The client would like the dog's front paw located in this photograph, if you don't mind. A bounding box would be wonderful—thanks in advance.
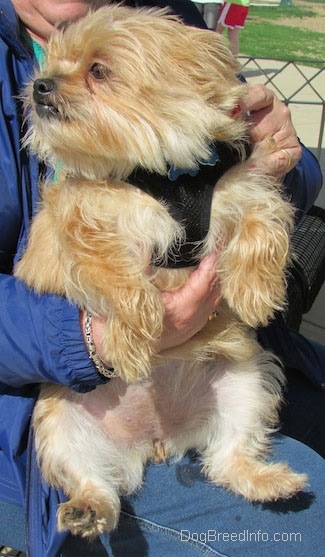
[104,306,163,383]
[57,496,120,538]
[220,213,291,327]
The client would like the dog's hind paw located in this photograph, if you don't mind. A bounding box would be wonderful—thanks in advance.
[57,497,119,537]
[209,458,308,503]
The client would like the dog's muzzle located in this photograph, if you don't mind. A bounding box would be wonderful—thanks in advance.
[33,78,60,118]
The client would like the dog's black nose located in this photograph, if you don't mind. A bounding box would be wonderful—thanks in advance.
[33,78,56,102]
[33,78,60,118]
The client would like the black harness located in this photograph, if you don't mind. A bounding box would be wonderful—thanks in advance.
[127,142,245,268]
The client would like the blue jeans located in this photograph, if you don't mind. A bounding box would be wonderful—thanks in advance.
[1,436,324,556]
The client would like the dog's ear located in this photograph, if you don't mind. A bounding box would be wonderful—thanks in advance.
[176,26,243,99]
[165,24,247,143]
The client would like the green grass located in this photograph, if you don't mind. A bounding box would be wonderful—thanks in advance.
[249,5,316,20]
[239,5,325,65]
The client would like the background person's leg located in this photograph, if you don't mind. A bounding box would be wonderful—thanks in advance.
[228,27,240,56]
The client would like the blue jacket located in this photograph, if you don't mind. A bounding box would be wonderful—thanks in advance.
[0,0,323,555]
[0,1,108,554]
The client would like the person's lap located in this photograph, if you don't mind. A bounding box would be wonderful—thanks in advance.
[103,436,324,556]
[0,499,25,551]
[1,437,324,556]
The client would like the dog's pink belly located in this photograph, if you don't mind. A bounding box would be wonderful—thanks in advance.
[75,369,216,447]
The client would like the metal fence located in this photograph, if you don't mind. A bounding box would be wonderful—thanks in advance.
[238,57,325,161]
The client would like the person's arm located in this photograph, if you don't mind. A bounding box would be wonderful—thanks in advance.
[88,252,221,359]
[0,254,221,389]
[0,273,108,391]
[91,85,323,361]
[284,145,322,216]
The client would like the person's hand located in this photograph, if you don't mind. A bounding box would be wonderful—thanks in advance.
[159,252,221,351]
[240,84,302,178]
[82,252,221,365]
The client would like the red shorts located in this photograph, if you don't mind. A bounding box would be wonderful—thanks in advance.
[217,3,249,29]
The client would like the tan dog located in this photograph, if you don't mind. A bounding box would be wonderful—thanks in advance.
[16,5,306,538]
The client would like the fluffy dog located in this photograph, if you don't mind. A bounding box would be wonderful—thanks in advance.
[16,5,307,538]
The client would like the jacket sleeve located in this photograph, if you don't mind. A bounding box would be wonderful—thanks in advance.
[284,143,323,218]
[0,273,107,391]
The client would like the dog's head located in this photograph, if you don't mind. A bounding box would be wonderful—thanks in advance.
[25,5,247,179]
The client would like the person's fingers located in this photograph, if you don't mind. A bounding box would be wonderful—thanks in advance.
[250,132,302,177]
[159,253,221,351]
[240,84,275,115]
[181,252,219,302]
[248,102,292,143]
[241,85,302,176]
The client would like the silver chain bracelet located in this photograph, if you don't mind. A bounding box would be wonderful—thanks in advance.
[84,311,118,378]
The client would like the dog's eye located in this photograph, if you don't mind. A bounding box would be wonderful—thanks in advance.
[89,63,109,80]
